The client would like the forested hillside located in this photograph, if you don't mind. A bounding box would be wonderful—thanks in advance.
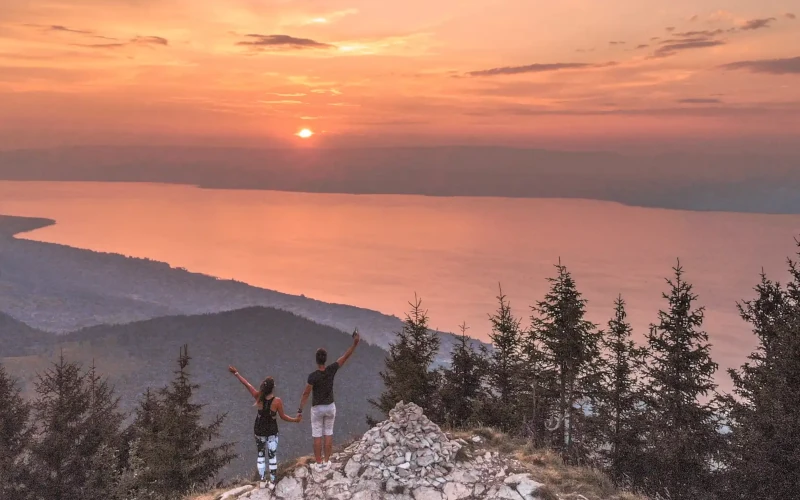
[1,306,387,480]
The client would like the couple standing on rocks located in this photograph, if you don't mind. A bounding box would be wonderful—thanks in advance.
[228,329,362,489]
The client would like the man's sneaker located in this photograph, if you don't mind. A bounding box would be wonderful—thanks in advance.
[313,462,326,473]
[323,461,332,470]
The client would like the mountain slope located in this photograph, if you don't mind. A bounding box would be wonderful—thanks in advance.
[1,306,388,480]
[0,311,55,357]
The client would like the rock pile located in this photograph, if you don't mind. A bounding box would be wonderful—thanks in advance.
[220,401,548,500]
[342,401,461,487]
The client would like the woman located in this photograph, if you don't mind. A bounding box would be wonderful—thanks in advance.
[229,366,302,489]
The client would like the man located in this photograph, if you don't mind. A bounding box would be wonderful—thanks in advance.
[298,329,360,470]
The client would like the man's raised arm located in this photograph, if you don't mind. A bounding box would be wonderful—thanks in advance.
[337,331,361,368]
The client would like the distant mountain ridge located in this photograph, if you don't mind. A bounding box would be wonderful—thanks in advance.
[2,145,800,213]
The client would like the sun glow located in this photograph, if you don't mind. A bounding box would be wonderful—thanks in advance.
[296,128,314,138]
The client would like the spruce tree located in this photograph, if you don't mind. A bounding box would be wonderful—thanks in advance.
[0,364,34,500]
[530,261,601,461]
[483,286,525,432]
[722,265,800,499]
[29,353,125,500]
[439,323,486,428]
[591,296,648,487]
[370,296,441,419]
[126,345,235,499]
[642,261,722,499]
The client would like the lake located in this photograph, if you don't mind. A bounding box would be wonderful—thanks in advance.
[2,180,800,385]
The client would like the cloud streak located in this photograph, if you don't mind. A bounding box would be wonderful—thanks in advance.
[720,56,800,74]
[467,62,609,77]
[652,39,725,59]
[740,18,777,30]
[237,34,334,50]
[678,98,723,104]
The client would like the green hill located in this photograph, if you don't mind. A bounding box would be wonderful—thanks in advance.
[0,306,387,480]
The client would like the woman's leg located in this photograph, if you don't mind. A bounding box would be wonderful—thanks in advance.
[267,436,279,483]
[255,436,267,482]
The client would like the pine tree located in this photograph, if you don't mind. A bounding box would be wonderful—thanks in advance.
[126,345,235,499]
[0,364,34,500]
[530,261,601,461]
[439,323,486,428]
[483,286,525,432]
[370,296,442,419]
[29,353,125,500]
[591,296,648,487]
[642,261,722,499]
[722,264,800,499]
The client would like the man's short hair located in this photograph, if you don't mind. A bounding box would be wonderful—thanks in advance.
[316,348,327,366]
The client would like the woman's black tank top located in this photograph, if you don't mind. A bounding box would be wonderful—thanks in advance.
[254,397,279,437]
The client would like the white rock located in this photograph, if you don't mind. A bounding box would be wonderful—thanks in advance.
[274,476,303,500]
[442,481,471,500]
[496,485,524,500]
[412,486,444,500]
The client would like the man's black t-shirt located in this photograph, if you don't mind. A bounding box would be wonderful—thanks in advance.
[308,362,340,406]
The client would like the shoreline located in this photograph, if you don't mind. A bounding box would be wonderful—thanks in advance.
[0,213,471,361]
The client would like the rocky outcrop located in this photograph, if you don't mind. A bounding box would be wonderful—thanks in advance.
[218,402,546,500]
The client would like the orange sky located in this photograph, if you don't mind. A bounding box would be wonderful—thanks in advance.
[1,0,799,149]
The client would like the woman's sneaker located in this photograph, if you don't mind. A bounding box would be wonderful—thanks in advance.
[323,461,332,470]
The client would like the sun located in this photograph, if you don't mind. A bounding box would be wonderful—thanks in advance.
[296,128,314,139]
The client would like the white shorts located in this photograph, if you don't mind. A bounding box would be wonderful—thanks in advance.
[310,403,336,438]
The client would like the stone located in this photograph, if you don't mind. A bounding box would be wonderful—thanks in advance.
[352,489,382,500]
[274,477,302,500]
[412,486,444,500]
[345,458,362,478]
[442,481,471,500]
[496,485,524,500]
[294,466,308,479]
[219,485,254,499]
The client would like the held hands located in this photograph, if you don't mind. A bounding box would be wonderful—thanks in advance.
[228,365,238,375]
[352,329,361,346]
[296,413,303,423]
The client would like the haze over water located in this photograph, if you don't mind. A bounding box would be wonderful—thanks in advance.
[3,180,800,389]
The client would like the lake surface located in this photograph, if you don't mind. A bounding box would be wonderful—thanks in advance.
[3,181,800,386]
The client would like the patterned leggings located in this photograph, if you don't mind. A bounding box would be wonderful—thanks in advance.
[255,435,279,483]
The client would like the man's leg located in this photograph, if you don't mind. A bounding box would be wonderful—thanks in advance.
[313,438,323,464]
[311,406,324,464]
[323,404,336,463]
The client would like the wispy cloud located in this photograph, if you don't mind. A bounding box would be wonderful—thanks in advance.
[786,13,797,20]
[301,9,359,25]
[652,39,725,59]
[132,36,168,46]
[72,36,169,49]
[678,98,723,104]
[237,34,335,50]
[673,29,725,38]
[609,41,626,46]
[721,56,800,74]
[740,18,776,30]
[258,100,304,104]
[467,62,602,77]
[636,44,649,49]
